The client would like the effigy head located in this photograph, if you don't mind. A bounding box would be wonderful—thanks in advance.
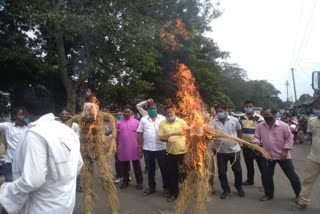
[82,102,98,122]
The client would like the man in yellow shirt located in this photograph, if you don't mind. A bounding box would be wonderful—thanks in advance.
[158,104,188,202]
[239,100,264,185]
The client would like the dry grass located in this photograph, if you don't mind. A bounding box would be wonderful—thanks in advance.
[205,127,270,159]
[68,111,119,214]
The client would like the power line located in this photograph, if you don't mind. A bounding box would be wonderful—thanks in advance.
[292,0,318,68]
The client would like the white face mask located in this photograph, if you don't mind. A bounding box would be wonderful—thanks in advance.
[166,116,175,122]
[217,112,225,119]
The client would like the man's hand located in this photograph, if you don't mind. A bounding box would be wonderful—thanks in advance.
[280,150,288,160]
[147,98,154,103]
[138,147,143,158]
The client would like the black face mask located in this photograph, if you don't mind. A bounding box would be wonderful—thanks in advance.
[264,116,274,123]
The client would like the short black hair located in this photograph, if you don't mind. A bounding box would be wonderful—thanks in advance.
[12,106,26,115]
[262,108,278,115]
[163,104,176,111]
[215,103,227,110]
[60,108,71,114]
[24,85,54,116]
[122,104,132,111]
[312,98,320,105]
[244,100,255,105]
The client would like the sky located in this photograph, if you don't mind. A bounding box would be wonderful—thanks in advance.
[207,0,320,101]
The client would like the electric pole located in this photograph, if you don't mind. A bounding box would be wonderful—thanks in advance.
[291,68,297,102]
[285,80,289,109]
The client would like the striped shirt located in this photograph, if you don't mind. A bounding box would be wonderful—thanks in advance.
[239,112,264,142]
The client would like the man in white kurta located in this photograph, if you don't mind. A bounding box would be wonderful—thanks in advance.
[0,113,83,214]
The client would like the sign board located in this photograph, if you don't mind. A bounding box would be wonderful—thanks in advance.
[312,71,320,90]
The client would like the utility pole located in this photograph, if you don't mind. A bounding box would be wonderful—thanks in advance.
[285,80,289,109]
[291,68,297,102]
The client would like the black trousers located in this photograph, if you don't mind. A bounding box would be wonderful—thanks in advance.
[243,147,263,184]
[120,160,143,185]
[114,152,122,179]
[261,159,301,198]
[166,153,184,197]
[217,152,243,193]
[144,149,168,190]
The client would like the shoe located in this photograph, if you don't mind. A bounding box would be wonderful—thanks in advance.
[136,184,143,190]
[220,191,231,199]
[114,178,121,184]
[242,181,254,185]
[238,189,245,197]
[260,195,273,201]
[167,195,177,202]
[120,183,128,189]
[129,176,132,181]
[143,188,156,196]
[289,203,306,211]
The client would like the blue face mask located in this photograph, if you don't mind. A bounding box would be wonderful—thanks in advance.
[217,112,225,119]
[166,116,175,122]
[244,107,253,113]
[23,117,30,124]
[313,109,320,116]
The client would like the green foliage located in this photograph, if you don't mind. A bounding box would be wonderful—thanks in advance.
[220,63,286,110]
[0,0,286,113]
[296,93,313,104]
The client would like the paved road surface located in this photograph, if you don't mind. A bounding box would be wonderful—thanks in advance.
[74,143,320,214]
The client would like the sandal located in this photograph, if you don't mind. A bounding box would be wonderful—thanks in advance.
[143,189,156,195]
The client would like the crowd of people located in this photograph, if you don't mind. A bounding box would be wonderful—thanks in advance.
[0,85,319,213]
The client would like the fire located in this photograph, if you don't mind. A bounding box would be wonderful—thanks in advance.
[160,18,189,51]
[82,96,100,135]
[174,63,208,176]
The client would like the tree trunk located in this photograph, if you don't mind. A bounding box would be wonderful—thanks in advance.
[65,86,77,114]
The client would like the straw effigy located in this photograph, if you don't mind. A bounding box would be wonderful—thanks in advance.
[67,107,119,214]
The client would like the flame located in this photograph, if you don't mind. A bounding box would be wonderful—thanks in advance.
[174,63,208,176]
[160,18,189,51]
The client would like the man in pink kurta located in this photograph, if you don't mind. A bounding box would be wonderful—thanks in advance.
[253,108,301,201]
[117,105,143,190]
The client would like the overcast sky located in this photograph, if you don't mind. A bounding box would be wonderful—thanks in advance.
[207,0,320,101]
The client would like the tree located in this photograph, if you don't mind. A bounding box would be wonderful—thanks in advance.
[0,2,48,108]
[4,0,163,113]
[296,94,313,104]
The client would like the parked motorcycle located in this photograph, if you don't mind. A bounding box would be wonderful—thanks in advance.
[288,116,300,142]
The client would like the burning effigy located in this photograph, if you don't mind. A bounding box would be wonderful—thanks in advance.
[160,19,270,214]
[67,95,119,214]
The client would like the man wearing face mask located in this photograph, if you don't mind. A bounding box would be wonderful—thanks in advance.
[239,100,264,186]
[290,99,320,210]
[137,101,168,196]
[158,104,188,202]
[136,99,158,174]
[208,104,244,200]
[253,108,301,201]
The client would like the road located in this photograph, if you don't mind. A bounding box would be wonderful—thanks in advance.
[74,143,320,214]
